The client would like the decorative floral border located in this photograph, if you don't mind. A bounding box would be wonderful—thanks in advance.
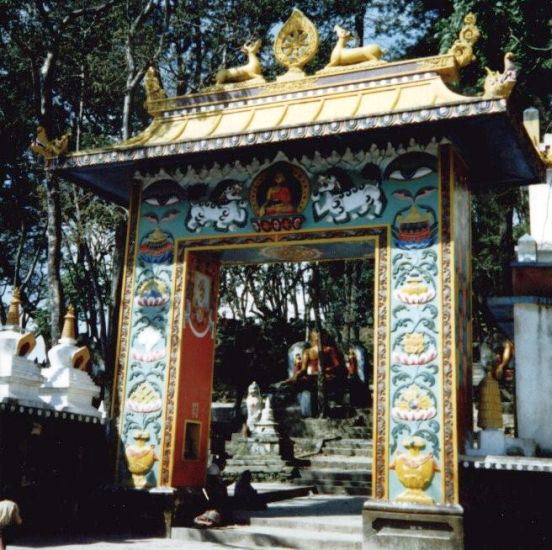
[374,230,389,499]
[113,182,141,421]
[439,145,456,504]
[160,244,186,485]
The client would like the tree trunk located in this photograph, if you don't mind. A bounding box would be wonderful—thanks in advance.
[311,263,327,418]
[45,173,64,343]
[192,12,203,89]
[122,88,133,141]
[104,215,127,410]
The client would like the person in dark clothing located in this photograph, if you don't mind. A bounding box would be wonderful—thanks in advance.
[233,470,266,511]
[193,464,231,527]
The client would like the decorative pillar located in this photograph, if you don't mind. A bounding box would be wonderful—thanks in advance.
[364,144,471,549]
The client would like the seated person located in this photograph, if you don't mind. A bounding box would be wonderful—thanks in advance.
[194,463,230,528]
[233,470,266,511]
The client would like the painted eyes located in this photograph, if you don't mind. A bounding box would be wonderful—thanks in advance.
[144,195,180,206]
[388,166,433,181]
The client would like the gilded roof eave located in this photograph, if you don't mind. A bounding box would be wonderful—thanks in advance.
[123,72,472,147]
[56,64,492,168]
[143,53,461,117]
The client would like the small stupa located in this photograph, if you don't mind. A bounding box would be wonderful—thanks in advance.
[249,397,293,458]
[40,306,101,417]
[0,288,44,406]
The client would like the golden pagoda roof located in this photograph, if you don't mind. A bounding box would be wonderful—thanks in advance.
[49,11,544,202]
[57,57,509,168]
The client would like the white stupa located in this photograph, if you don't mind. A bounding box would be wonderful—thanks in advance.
[0,288,44,406]
[40,306,101,417]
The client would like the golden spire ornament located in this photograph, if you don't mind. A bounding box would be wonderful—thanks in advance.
[61,305,77,341]
[6,288,22,327]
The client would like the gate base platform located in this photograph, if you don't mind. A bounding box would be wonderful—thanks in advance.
[362,499,463,550]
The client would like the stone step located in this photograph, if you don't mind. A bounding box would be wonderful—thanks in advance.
[290,477,371,496]
[223,467,296,479]
[225,456,296,466]
[322,447,371,457]
[234,514,360,535]
[326,438,373,447]
[234,509,360,535]
[295,468,372,483]
[173,495,365,549]
[308,483,371,496]
[228,482,315,503]
[308,456,372,470]
[172,524,361,550]
[342,427,372,437]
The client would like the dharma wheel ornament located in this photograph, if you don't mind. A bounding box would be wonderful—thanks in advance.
[274,9,319,81]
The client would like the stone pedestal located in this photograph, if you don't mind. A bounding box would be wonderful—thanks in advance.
[477,429,506,455]
[40,366,100,417]
[224,397,295,479]
[0,355,44,407]
[363,499,463,550]
[465,430,536,458]
[149,487,177,538]
[40,307,100,418]
[0,291,44,408]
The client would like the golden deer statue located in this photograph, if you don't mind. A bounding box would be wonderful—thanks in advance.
[325,25,383,69]
[215,39,265,85]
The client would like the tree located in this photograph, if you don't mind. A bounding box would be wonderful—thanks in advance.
[434,0,551,338]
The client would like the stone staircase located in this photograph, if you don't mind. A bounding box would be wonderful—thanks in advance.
[222,430,299,480]
[291,414,373,496]
[219,406,373,495]
[172,494,364,549]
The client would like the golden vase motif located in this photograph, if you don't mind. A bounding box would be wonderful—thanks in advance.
[125,431,158,489]
[390,436,440,504]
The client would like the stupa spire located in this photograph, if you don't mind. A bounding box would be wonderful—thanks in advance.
[6,288,21,327]
[61,305,76,341]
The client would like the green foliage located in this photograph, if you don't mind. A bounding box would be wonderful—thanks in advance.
[214,315,305,393]
[435,0,552,127]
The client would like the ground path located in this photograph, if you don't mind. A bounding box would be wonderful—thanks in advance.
[13,537,251,549]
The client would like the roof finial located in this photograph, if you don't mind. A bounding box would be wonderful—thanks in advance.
[274,9,319,82]
[6,288,22,327]
[61,305,77,341]
[447,13,480,69]
[144,66,167,114]
[30,126,70,159]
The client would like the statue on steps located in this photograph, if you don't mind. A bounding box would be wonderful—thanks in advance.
[282,329,344,417]
[478,339,513,430]
[245,381,263,434]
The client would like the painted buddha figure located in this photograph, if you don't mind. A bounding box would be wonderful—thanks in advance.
[259,172,295,216]
[291,329,341,382]
[285,329,343,417]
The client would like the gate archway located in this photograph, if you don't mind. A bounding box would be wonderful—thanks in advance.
[48,9,543,546]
